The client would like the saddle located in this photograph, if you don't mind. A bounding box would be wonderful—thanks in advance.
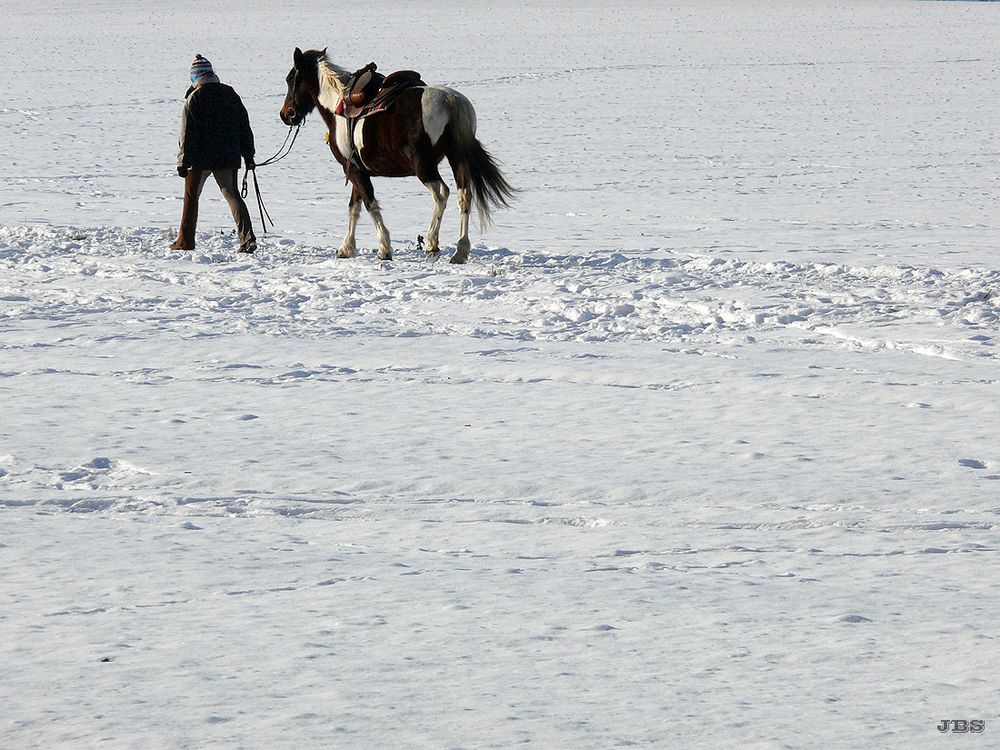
[335,62,425,119]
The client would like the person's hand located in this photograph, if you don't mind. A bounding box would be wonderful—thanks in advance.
[245,157,255,170]
[177,166,188,178]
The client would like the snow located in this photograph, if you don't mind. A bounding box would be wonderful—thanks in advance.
[2,1,1000,748]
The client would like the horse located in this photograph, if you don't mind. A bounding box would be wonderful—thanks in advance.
[280,47,515,263]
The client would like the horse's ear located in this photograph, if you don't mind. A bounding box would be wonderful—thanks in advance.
[293,47,304,68]
[319,47,327,59]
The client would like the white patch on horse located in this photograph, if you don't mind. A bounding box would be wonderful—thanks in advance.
[354,117,368,163]
[334,116,351,159]
[421,87,453,147]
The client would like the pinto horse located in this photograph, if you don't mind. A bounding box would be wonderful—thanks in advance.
[280,48,514,263]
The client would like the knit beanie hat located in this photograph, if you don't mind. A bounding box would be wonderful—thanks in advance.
[190,54,214,82]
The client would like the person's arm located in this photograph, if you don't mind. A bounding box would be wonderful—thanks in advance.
[177,100,193,175]
[238,98,255,169]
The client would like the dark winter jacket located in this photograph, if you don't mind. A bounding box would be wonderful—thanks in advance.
[177,77,255,171]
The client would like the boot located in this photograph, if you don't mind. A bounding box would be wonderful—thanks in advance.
[171,169,203,249]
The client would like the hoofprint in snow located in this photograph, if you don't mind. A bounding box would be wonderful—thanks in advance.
[2,225,999,748]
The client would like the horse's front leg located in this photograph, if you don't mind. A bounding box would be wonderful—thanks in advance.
[356,172,392,261]
[338,186,362,258]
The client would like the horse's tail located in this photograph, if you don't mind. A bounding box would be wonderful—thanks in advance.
[446,93,517,229]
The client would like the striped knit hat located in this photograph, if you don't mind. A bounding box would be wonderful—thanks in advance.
[190,54,214,82]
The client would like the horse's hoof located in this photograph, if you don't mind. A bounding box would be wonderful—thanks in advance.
[378,251,393,261]
[452,238,471,264]
[337,248,355,259]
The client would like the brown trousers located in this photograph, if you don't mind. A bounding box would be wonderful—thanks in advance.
[173,168,255,250]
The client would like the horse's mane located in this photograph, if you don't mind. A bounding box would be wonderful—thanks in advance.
[315,52,351,112]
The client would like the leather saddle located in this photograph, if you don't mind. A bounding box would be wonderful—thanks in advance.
[336,62,425,119]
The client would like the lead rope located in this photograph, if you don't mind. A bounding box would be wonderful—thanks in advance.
[241,124,301,234]
[245,169,274,233]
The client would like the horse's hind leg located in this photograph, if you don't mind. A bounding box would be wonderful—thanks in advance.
[417,161,449,258]
[356,172,392,260]
[448,159,472,264]
[423,181,450,257]
[338,186,362,258]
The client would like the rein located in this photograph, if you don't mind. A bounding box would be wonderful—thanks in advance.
[241,124,301,234]
[256,123,301,168]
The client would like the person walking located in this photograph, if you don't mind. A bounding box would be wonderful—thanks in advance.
[172,54,257,253]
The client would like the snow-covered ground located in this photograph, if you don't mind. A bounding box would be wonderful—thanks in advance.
[2,2,1000,748]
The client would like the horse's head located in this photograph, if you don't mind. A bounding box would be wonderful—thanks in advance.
[280,47,325,126]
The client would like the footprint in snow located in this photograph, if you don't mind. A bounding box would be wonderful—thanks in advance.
[837,614,872,624]
[55,456,153,489]
[958,458,988,470]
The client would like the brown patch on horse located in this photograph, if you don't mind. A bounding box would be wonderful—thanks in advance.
[355,90,446,178]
